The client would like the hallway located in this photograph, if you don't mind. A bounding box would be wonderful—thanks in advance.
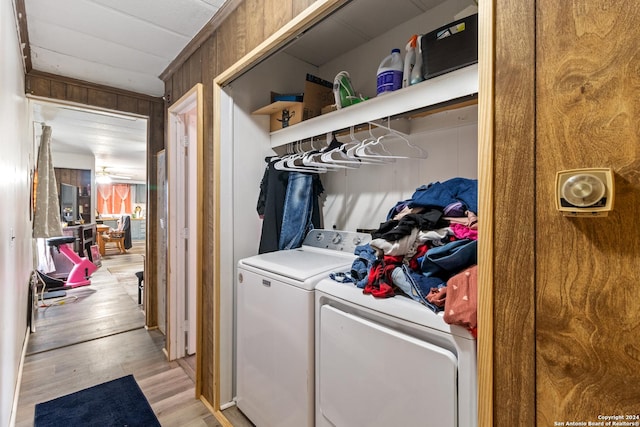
[15,242,218,426]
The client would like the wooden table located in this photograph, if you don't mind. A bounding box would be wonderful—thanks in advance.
[96,224,109,256]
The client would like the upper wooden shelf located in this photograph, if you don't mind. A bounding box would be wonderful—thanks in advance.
[269,64,479,148]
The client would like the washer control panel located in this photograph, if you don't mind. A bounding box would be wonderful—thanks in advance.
[303,229,372,252]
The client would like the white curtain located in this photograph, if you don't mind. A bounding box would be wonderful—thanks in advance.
[32,125,62,239]
[98,184,111,215]
[33,125,62,273]
[114,185,130,214]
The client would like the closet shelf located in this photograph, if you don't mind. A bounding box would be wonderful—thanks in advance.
[269,63,478,148]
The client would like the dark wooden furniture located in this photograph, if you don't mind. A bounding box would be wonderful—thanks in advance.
[62,223,96,259]
[54,167,92,223]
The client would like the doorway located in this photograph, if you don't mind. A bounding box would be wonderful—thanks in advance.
[27,96,150,348]
[166,84,203,362]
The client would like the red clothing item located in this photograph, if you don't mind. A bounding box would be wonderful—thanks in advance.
[408,244,428,271]
[364,256,403,298]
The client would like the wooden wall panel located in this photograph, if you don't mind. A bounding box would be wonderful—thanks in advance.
[263,0,293,39]
[491,0,537,425]
[137,99,151,116]
[28,75,51,97]
[536,0,640,422]
[117,95,139,114]
[245,0,265,51]
[50,80,66,99]
[293,0,317,17]
[188,54,203,89]
[199,35,217,402]
[144,99,166,329]
[66,85,88,104]
[171,69,185,105]
[216,4,248,73]
[87,89,118,110]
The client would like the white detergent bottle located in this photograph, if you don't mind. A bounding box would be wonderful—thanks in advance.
[376,48,403,96]
[403,35,418,88]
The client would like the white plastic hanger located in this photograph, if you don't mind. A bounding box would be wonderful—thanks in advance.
[302,137,345,170]
[318,131,362,168]
[354,120,427,159]
[350,123,396,162]
[274,141,328,173]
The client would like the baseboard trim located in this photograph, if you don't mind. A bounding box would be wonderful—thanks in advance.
[10,326,30,427]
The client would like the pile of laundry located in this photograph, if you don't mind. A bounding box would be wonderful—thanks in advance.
[332,177,479,337]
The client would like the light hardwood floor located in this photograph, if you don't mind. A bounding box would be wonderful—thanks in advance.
[16,241,253,427]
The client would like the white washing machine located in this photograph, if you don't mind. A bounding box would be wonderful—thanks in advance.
[236,229,371,427]
[315,278,477,427]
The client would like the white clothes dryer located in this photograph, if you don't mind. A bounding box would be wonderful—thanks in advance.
[236,230,371,427]
[315,278,477,427]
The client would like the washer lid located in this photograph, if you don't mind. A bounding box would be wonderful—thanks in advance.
[239,249,353,281]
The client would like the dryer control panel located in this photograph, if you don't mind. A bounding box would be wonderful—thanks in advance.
[302,229,372,252]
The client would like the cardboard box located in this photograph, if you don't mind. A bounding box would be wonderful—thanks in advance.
[253,74,334,132]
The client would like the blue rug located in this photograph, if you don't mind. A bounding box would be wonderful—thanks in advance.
[34,374,161,426]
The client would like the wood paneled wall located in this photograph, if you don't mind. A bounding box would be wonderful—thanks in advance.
[162,0,316,407]
[489,0,536,424]
[25,70,165,330]
[535,0,640,422]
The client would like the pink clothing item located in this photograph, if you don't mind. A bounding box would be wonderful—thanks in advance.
[426,286,447,308]
[443,265,477,331]
[451,223,478,240]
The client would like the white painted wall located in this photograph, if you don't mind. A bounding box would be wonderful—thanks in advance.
[0,1,33,425]
[321,106,478,232]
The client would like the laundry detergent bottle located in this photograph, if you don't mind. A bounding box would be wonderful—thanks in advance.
[410,36,424,85]
[403,36,418,88]
[376,48,403,96]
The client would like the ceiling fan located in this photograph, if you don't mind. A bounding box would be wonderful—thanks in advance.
[96,167,131,184]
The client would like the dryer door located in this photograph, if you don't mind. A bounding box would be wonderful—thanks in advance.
[318,304,458,427]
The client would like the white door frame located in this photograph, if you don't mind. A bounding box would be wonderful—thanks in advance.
[167,84,203,362]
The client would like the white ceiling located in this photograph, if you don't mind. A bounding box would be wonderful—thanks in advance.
[25,0,228,97]
[23,0,230,183]
[32,99,149,182]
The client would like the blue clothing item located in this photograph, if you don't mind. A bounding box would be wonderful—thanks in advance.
[352,243,378,289]
[419,238,477,279]
[408,177,478,214]
[391,265,445,312]
[329,271,355,283]
[279,173,314,250]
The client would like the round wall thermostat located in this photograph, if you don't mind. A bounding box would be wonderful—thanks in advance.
[561,173,606,207]
[555,168,614,217]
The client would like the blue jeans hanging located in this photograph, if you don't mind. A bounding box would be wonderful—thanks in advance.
[279,172,314,250]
